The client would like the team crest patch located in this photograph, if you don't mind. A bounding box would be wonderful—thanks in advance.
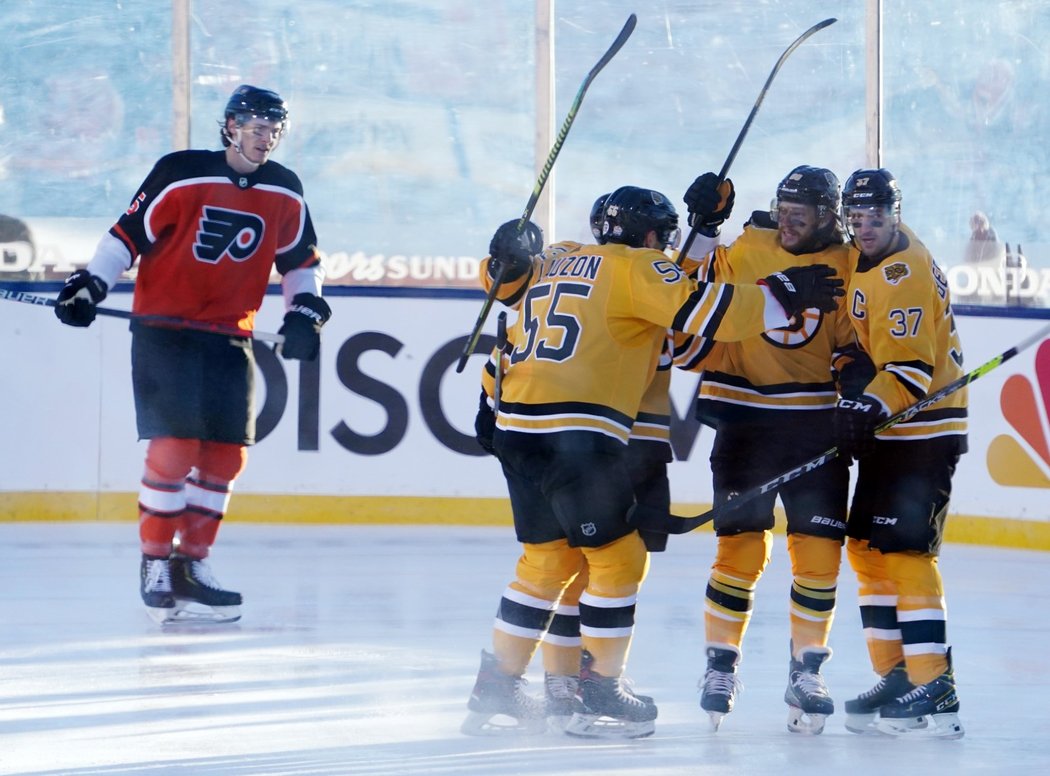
[581,522,597,537]
[193,206,264,263]
[882,262,910,285]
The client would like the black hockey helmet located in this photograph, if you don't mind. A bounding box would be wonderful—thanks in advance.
[221,85,288,147]
[843,168,902,236]
[842,168,901,210]
[602,186,680,250]
[775,165,841,217]
[590,193,610,243]
[225,84,288,125]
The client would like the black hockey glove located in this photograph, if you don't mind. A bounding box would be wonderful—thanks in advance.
[835,349,877,400]
[487,219,543,283]
[474,391,496,455]
[834,394,885,460]
[277,293,332,361]
[760,264,844,319]
[684,172,735,237]
[54,269,108,327]
[624,503,671,552]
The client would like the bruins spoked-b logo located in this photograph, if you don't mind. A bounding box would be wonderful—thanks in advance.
[193,206,264,264]
[762,307,823,348]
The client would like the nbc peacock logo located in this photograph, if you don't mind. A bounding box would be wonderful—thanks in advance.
[987,340,1050,488]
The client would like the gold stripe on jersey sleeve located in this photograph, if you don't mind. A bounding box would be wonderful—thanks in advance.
[677,283,733,338]
[885,362,934,397]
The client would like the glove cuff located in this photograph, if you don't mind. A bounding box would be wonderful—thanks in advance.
[288,293,332,326]
[87,275,109,303]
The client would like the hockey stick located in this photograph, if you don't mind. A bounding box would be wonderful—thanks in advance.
[0,286,284,344]
[493,311,508,416]
[677,17,837,264]
[630,319,1050,535]
[454,13,638,373]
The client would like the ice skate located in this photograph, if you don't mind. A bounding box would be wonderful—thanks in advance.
[698,645,742,732]
[164,554,243,624]
[564,650,657,739]
[461,650,546,736]
[544,673,579,732]
[844,662,913,734]
[875,651,964,739]
[784,646,834,735]
[140,555,176,625]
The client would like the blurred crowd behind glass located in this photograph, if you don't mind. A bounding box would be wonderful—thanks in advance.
[0,0,1046,307]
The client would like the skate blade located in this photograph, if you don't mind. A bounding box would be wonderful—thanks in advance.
[875,712,965,739]
[564,712,655,739]
[844,712,879,735]
[159,604,241,626]
[786,705,828,735]
[460,710,546,737]
[547,714,573,733]
[145,606,176,625]
[704,711,728,732]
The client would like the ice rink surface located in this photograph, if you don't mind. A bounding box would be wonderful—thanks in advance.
[1,521,1048,776]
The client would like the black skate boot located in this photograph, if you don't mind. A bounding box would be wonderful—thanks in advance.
[167,554,242,623]
[565,650,657,739]
[784,646,834,734]
[461,650,546,736]
[544,673,579,732]
[698,645,742,732]
[875,650,964,739]
[140,554,175,624]
[844,662,913,734]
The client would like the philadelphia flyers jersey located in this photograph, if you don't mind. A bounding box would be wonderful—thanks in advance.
[483,240,772,450]
[846,224,967,444]
[689,223,857,422]
[110,150,320,332]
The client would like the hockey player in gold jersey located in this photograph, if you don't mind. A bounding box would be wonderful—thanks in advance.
[835,168,966,739]
[471,194,679,732]
[682,167,870,735]
[462,181,845,739]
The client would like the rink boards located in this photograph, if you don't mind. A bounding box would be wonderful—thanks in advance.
[1,289,1048,549]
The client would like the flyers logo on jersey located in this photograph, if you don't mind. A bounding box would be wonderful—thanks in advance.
[987,339,1050,488]
[193,207,264,264]
[882,262,910,285]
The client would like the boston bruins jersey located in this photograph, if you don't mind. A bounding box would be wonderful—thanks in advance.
[630,335,673,453]
[483,240,771,451]
[689,223,857,424]
[109,150,321,332]
[846,224,967,444]
[481,243,675,456]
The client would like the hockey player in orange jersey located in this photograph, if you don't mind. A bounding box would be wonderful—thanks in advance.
[680,167,871,735]
[835,168,966,739]
[54,85,331,625]
[461,179,845,739]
